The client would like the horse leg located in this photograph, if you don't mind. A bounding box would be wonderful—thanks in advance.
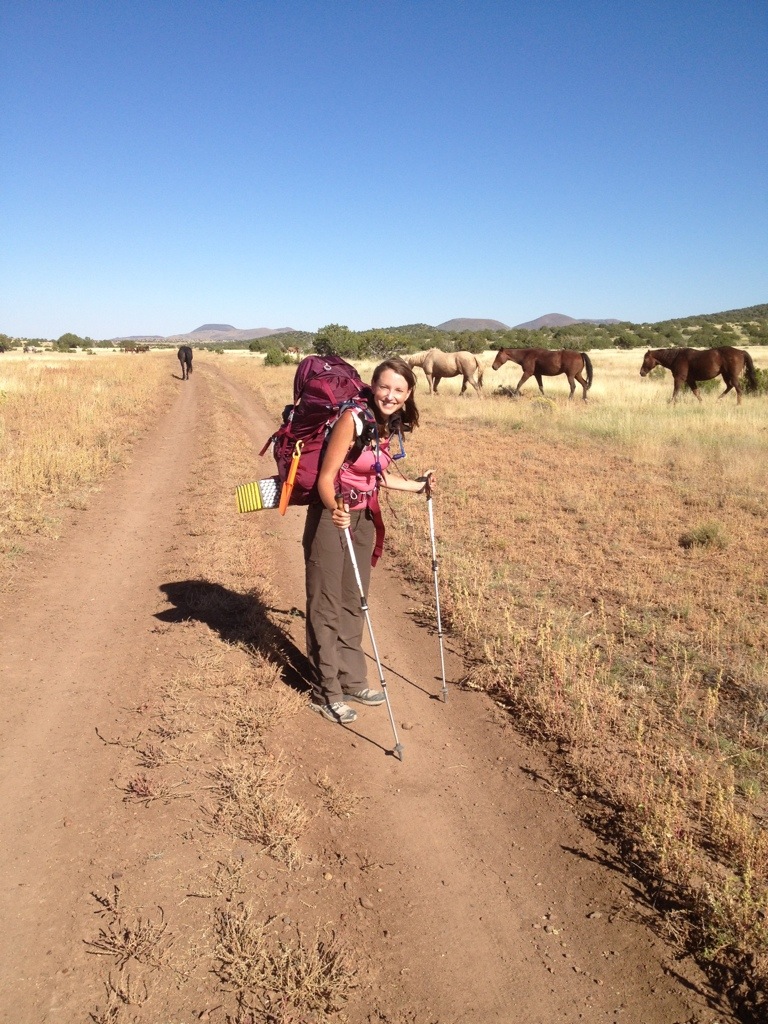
[460,374,468,395]
[432,373,442,395]
[719,374,738,403]
[566,373,576,400]
[575,371,589,401]
[686,377,702,403]
[515,370,533,395]
[534,372,544,396]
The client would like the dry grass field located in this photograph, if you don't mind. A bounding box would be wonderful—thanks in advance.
[0,351,174,557]
[226,347,768,1000]
[2,345,767,1017]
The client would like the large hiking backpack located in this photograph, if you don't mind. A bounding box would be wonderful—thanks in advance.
[260,355,374,509]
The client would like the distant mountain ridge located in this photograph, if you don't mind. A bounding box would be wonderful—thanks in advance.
[436,317,510,332]
[512,313,620,330]
[105,305,766,346]
[111,324,296,343]
[435,314,619,332]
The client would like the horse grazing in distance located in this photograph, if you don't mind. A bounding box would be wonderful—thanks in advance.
[639,346,757,405]
[177,345,193,380]
[405,348,484,395]
[492,348,594,401]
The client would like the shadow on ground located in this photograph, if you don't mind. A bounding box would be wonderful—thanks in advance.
[155,578,312,693]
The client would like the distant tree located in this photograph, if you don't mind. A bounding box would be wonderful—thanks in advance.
[455,332,487,354]
[56,332,83,349]
[263,346,288,366]
[357,329,394,359]
[315,324,360,359]
[615,332,644,350]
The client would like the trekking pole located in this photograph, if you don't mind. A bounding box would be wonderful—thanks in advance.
[335,497,404,761]
[425,477,448,702]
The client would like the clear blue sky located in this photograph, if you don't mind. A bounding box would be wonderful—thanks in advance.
[2,0,766,339]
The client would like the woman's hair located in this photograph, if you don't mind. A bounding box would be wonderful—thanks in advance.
[371,356,420,431]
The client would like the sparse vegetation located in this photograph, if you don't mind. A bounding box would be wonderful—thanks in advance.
[678,521,728,549]
[4,340,768,1019]
[225,347,768,1013]
[213,904,357,1022]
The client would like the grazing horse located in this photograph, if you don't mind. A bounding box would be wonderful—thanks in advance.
[405,348,484,395]
[492,348,593,401]
[177,344,193,380]
[639,346,757,404]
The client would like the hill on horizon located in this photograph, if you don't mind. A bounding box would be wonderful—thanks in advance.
[513,313,620,330]
[93,303,766,346]
[436,317,510,332]
[111,324,296,343]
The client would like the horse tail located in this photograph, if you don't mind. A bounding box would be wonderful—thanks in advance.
[582,352,593,390]
[744,351,758,392]
[476,358,484,388]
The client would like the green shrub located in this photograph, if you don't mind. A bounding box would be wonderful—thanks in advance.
[263,346,287,367]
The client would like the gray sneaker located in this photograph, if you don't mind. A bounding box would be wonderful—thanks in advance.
[309,701,357,725]
[345,688,386,706]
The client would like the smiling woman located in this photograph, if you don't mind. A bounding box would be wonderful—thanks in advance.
[303,356,433,726]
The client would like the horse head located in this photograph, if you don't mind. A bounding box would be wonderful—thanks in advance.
[491,349,508,371]
[639,351,657,376]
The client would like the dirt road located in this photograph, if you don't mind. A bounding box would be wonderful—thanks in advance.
[0,358,731,1023]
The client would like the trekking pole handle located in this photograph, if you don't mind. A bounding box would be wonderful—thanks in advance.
[333,493,351,531]
[420,470,435,497]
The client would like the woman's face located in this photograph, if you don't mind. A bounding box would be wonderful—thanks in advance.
[372,368,412,418]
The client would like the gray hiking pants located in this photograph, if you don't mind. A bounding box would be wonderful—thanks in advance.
[303,504,374,705]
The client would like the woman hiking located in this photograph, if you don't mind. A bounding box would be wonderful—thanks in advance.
[304,356,434,725]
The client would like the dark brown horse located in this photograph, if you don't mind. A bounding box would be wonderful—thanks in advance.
[491,348,594,401]
[639,346,757,404]
[177,344,193,380]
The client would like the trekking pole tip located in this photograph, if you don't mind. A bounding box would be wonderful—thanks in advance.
[394,743,405,761]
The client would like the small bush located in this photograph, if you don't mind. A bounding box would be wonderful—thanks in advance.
[679,521,728,549]
[263,346,288,367]
[698,367,768,396]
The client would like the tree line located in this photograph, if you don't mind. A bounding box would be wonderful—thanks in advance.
[3,304,767,358]
[257,309,768,362]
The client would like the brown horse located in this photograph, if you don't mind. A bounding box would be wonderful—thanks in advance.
[405,349,484,395]
[491,348,593,401]
[177,344,193,380]
[639,346,757,404]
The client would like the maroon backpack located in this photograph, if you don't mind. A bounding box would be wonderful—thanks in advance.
[260,355,374,507]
